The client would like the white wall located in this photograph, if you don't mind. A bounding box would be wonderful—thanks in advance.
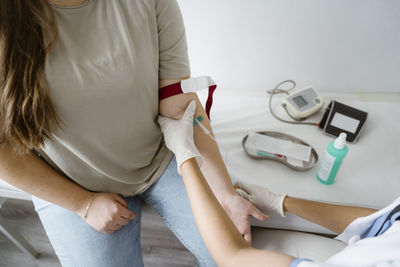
[177,0,400,93]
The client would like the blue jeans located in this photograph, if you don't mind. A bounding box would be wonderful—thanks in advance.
[32,157,216,267]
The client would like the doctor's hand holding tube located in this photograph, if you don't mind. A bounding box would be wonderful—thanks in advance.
[157,100,202,173]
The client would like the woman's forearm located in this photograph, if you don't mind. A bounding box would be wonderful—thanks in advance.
[180,158,293,267]
[0,144,92,217]
[158,87,235,201]
[191,97,235,201]
[180,158,250,263]
[284,196,377,234]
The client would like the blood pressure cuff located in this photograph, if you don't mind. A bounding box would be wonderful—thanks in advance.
[319,101,368,143]
[159,76,217,119]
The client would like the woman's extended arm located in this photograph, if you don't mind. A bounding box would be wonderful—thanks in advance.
[0,143,136,233]
[180,158,294,267]
[158,104,293,266]
[160,78,268,243]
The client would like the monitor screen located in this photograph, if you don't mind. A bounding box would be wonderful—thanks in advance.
[292,95,308,108]
[330,112,360,134]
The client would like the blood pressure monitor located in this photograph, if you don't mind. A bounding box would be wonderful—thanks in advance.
[270,80,368,143]
[319,101,368,143]
[281,87,324,120]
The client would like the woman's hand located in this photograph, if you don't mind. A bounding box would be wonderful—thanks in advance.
[78,193,136,234]
[220,193,269,244]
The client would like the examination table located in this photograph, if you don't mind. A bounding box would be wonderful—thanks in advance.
[203,89,400,261]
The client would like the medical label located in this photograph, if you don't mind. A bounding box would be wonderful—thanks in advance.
[317,151,336,182]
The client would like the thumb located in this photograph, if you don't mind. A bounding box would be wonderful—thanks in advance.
[182,100,197,121]
[157,115,172,131]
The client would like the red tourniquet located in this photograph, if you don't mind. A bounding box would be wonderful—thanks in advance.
[159,82,217,119]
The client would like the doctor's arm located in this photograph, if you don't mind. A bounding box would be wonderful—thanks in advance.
[283,197,377,234]
[236,182,377,234]
[159,78,268,243]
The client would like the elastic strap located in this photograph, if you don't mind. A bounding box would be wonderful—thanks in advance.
[159,77,217,119]
[205,85,217,119]
[159,82,183,100]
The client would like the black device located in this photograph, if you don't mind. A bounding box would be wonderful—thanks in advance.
[319,101,368,143]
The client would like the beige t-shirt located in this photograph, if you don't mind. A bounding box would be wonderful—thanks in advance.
[39,0,190,196]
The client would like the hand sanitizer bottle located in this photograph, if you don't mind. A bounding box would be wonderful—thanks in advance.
[317,133,348,185]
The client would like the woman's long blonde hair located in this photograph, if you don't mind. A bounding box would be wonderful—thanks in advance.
[0,0,60,155]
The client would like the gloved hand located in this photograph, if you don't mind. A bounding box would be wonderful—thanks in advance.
[234,181,287,217]
[158,100,202,174]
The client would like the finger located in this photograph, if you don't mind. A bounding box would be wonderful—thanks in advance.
[102,227,120,234]
[116,216,130,226]
[119,205,137,220]
[157,116,165,126]
[234,181,252,193]
[105,224,122,232]
[157,116,175,135]
[235,187,250,200]
[243,232,252,245]
[157,116,171,129]
[107,222,124,230]
[250,205,269,221]
[113,194,128,208]
[182,100,196,120]
[113,195,136,219]
[233,181,242,188]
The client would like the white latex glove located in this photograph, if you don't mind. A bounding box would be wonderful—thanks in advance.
[158,100,202,174]
[234,181,287,217]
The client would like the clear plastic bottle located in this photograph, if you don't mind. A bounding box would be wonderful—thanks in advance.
[317,133,348,185]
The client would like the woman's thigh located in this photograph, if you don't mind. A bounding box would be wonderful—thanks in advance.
[140,156,216,267]
[33,195,143,267]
